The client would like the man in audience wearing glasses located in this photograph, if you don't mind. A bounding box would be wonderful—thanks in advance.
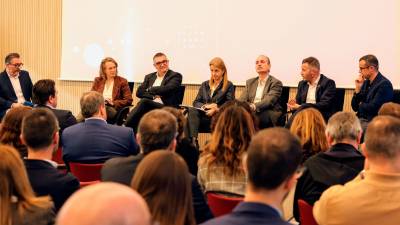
[0,52,33,119]
[124,52,183,132]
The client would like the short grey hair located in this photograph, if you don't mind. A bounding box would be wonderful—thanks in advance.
[80,91,104,118]
[325,112,361,142]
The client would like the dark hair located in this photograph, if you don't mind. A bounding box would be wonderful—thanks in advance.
[302,56,320,70]
[32,79,56,105]
[153,52,167,61]
[131,151,195,225]
[138,109,177,154]
[247,128,302,190]
[359,54,379,70]
[365,116,400,158]
[162,107,185,141]
[21,108,59,149]
[80,91,104,118]
[5,53,20,64]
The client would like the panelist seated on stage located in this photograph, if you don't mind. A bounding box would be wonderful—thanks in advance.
[124,52,182,132]
[186,57,235,143]
[0,52,33,120]
[287,56,336,122]
[91,57,133,124]
[239,55,282,129]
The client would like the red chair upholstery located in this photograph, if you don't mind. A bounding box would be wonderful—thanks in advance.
[69,162,103,182]
[206,192,243,217]
[298,199,318,225]
[52,147,64,165]
[79,180,100,188]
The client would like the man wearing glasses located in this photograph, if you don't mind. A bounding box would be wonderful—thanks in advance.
[125,52,182,132]
[351,54,393,131]
[0,52,33,119]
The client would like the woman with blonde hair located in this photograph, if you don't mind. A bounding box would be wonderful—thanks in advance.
[91,57,133,123]
[131,150,195,225]
[186,57,235,146]
[289,107,329,163]
[0,145,54,225]
[198,100,256,196]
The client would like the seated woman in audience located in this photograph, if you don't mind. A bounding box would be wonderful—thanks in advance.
[289,107,329,163]
[131,150,195,225]
[198,101,256,196]
[186,57,235,145]
[162,107,199,176]
[0,106,32,157]
[0,145,54,225]
[91,57,133,124]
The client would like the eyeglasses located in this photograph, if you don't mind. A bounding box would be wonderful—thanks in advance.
[154,60,168,66]
[8,63,24,68]
[359,66,369,71]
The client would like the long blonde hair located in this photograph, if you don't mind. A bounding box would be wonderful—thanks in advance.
[209,57,229,92]
[0,145,52,225]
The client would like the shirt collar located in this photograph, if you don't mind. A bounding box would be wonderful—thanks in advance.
[308,74,321,87]
[258,75,269,85]
[6,69,19,79]
[85,117,107,123]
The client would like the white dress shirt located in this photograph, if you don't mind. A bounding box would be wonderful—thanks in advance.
[306,75,321,104]
[7,72,26,103]
[254,76,268,103]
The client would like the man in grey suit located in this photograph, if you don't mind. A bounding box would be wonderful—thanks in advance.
[239,55,283,128]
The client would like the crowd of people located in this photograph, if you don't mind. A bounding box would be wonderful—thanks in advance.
[0,51,399,225]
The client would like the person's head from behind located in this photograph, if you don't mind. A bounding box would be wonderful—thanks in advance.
[56,182,151,225]
[205,100,256,175]
[0,106,32,157]
[378,102,400,119]
[325,112,362,146]
[80,91,106,119]
[0,145,51,225]
[209,57,229,91]
[131,151,195,225]
[137,109,177,154]
[21,108,59,154]
[290,108,328,161]
[246,128,302,200]
[32,79,57,107]
[301,57,320,83]
[153,52,169,76]
[99,57,118,80]
[162,107,185,141]
[363,116,400,168]
[5,52,23,76]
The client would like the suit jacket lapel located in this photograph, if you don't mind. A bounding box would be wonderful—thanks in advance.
[261,76,272,100]
[4,72,17,99]
[112,77,119,100]
[148,73,157,87]
[249,78,258,102]
[160,70,171,86]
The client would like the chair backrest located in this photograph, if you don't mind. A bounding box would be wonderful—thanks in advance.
[206,192,243,217]
[298,199,318,225]
[393,89,400,104]
[176,85,186,106]
[332,88,345,113]
[128,82,134,93]
[276,86,290,126]
[52,146,64,165]
[69,162,103,182]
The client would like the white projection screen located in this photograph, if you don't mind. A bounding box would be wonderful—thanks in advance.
[61,0,400,88]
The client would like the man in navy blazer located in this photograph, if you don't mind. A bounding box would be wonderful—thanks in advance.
[201,128,302,225]
[124,52,182,132]
[62,91,139,163]
[287,57,336,122]
[0,53,33,119]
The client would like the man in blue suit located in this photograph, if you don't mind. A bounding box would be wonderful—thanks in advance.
[201,128,302,225]
[62,91,139,163]
[0,53,33,119]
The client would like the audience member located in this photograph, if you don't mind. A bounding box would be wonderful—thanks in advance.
[378,102,400,118]
[132,150,196,225]
[186,57,235,145]
[198,102,256,196]
[0,53,33,120]
[314,116,400,225]
[21,108,79,211]
[289,108,329,163]
[287,56,336,122]
[293,112,364,221]
[0,106,31,157]
[62,91,139,163]
[239,55,282,128]
[0,145,55,225]
[201,128,303,225]
[125,52,182,132]
[91,57,133,124]
[56,182,151,225]
[351,54,393,130]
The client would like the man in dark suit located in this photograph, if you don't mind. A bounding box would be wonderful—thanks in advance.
[0,53,33,119]
[351,54,393,131]
[287,57,336,122]
[102,109,213,224]
[62,91,139,163]
[124,52,182,132]
[32,79,77,138]
[201,128,302,225]
[22,108,80,212]
[239,55,283,128]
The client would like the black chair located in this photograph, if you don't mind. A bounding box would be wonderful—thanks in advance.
[114,82,134,125]
[331,88,345,114]
[276,86,290,126]
[176,85,186,106]
[393,89,400,104]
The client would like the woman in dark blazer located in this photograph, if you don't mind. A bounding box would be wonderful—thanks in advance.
[187,57,235,143]
[91,57,133,123]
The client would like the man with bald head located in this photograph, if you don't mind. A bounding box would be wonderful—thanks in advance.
[56,182,151,225]
[239,55,283,128]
